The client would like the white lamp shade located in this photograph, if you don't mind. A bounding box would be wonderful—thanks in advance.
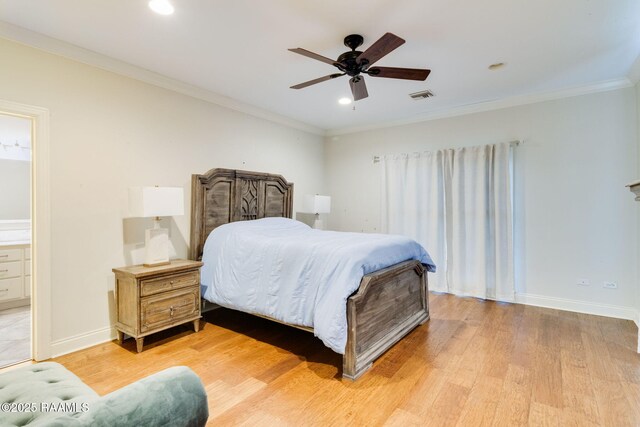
[129,187,184,218]
[304,195,331,214]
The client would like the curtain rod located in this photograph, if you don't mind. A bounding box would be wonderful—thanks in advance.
[372,140,522,164]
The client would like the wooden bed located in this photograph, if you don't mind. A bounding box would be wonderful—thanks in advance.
[189,168,429,379]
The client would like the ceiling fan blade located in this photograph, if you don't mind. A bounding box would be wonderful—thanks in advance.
[349,76,369,101]
[357,33,405,69]
[288,48,338,66]
[290,73,345,89]
[368,67,431,81]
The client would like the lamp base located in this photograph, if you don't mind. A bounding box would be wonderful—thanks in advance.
[143,260,171,268]
[312,214,324,230]
[144,226,170,267]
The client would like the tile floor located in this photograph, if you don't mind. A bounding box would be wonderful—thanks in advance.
[0,306,30,367]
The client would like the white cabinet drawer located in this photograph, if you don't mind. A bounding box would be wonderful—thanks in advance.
[0,249,22,263]
[0,278,23,301]
[0,261,21,279]
[24,260,31,276]
[25,247,31,260]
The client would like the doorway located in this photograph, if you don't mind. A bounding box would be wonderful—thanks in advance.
[0,113,32,367]
[0,100,51,363]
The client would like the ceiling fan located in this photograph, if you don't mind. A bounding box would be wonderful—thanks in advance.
[288,33,431,101]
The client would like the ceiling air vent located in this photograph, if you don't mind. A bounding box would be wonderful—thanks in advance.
[409,90,435,100]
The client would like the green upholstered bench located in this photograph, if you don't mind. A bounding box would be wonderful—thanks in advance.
[0,362,208,426]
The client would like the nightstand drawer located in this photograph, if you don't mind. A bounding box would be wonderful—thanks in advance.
[0,249,22,263]
[0,278,23,301]
[140,287,199,333]
[0,261,22,279]
[140,271,199,297]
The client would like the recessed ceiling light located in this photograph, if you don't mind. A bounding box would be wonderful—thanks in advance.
[488,62,506,70]
[338,97,352,105]
[149,0,174,15]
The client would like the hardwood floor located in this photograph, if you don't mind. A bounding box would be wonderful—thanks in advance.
[51,293,640,426]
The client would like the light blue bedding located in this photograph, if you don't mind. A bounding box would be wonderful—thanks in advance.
[200,218,435,354]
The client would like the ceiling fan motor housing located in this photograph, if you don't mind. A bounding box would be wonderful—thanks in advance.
[337,50,365,76]
[337,34,368,76]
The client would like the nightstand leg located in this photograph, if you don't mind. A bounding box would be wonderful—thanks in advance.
[193,319,200,332]
[135,337,144,353]
[117,330,124,344]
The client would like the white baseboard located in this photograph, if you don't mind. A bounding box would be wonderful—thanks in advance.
[0,297,30,311]
[515,293,638,322]
[49,326,116,359]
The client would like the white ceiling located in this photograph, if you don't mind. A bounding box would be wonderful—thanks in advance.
[1,0,639,133]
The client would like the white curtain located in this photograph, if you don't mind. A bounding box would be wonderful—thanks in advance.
[381,142,514,301]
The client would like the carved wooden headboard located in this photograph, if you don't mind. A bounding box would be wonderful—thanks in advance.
[189,168,294,260]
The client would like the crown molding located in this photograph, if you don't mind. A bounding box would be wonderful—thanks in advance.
[326,78,633,137]
[0,21,324,136]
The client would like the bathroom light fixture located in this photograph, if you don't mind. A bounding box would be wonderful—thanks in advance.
[338,97,352,105]
[149,0,174,15]
[0,140,30,151]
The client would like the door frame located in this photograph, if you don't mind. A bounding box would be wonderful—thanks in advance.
[0,99,51,360]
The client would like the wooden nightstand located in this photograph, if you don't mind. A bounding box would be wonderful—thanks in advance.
[112,259,203,352]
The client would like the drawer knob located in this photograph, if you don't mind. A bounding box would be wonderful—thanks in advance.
[0,270,7,273]
[170,306,175,316]
[170,280,174,284]
[0,289,8,292]
[0,255,8,258]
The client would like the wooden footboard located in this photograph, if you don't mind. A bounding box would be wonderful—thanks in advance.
[343,260,429,380]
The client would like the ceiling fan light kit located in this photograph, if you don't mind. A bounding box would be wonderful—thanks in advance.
[289,33,431,102]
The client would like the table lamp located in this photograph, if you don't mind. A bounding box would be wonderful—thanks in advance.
[304,195,331,229]
[129,186,184,267]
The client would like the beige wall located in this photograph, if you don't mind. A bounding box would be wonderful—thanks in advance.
[0,38,324,346]
[0,159,30,220]
[325,88,638,314]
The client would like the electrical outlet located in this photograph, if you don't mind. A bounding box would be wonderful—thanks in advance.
[603,282,618,289]
[577,279,590,286]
